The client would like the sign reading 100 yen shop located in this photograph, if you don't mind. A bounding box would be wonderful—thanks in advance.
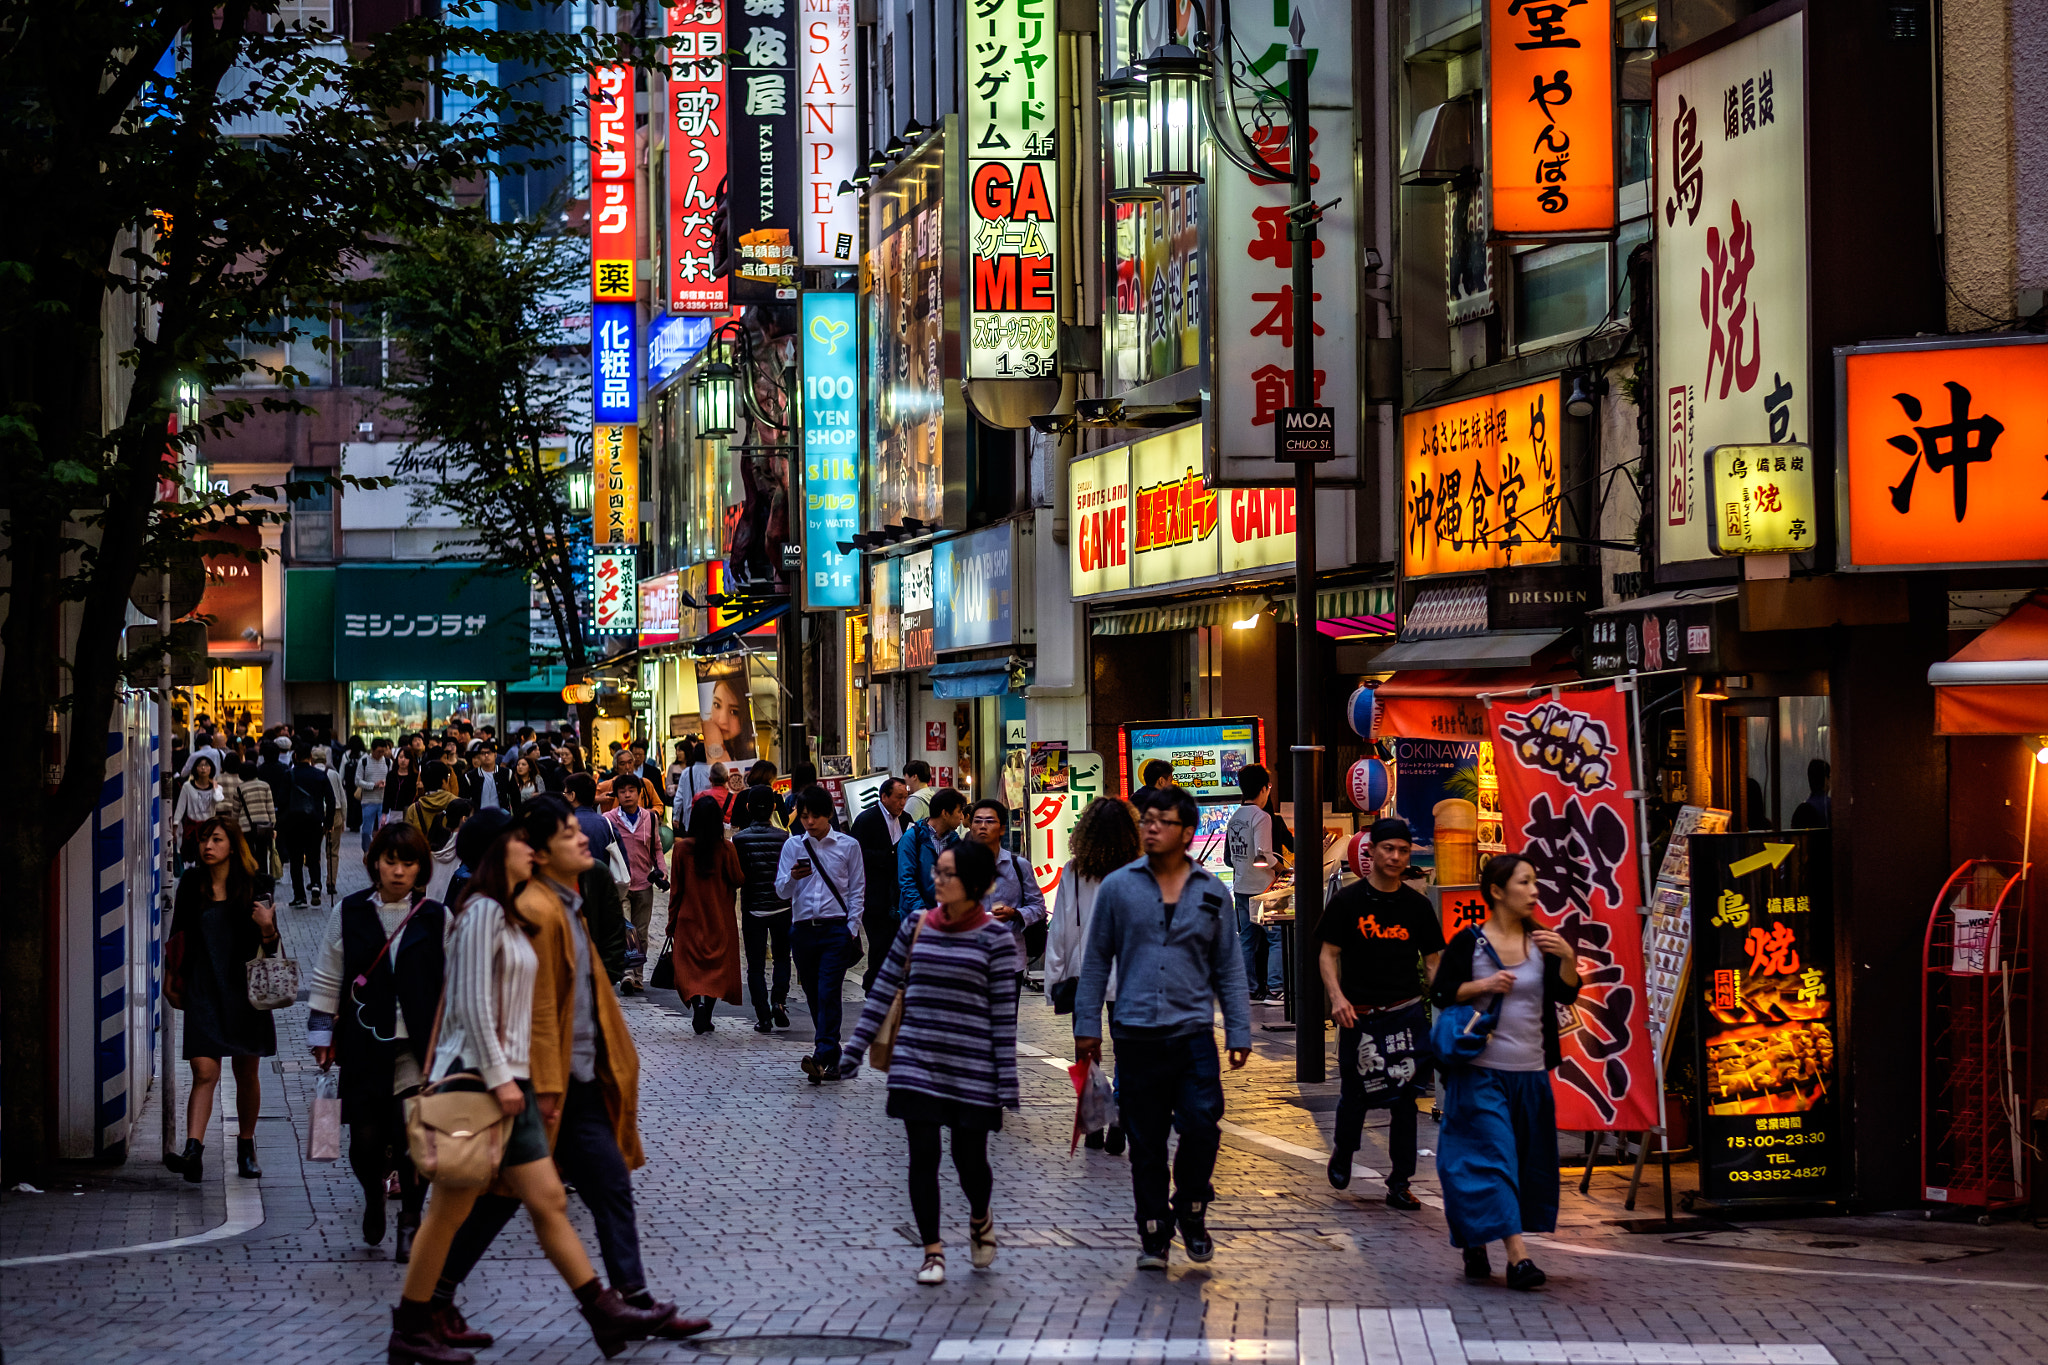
[1688,831,1840,1202]
[964,0,1058,380]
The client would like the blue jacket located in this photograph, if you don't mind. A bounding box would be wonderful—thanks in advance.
[1074,855,1252,1051]
[895,817,958,917]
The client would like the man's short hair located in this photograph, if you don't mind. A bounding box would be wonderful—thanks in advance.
[930,787,967,818]
[747,759,777,786]
[1238,763,1271,799]
[310,745,332,764]
[370,736,392,751]
[630,739,647,753]
[421,759,450,789]
[1141,758,1174,787]
[566,772,598,806]
[744,785,779,820]
[970,797,1008,826]
[796,786,836,820]
[791,761,818,786]
[1150,785,1200,832]
[903,759,933,784]
[879,777,907,799]
[611,772,644,795]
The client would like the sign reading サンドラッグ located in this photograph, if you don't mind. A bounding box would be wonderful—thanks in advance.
[333,565,531,680]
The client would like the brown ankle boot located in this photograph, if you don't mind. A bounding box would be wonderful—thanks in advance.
[626,1289,712,1339]
[578,1286,677,1358]
[429,1302,494,1349]
[387,1299,476,1365]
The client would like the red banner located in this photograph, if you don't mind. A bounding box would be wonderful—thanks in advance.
[1485,685,1658,1132]
[590,65,637,301]
[666,3,728,313]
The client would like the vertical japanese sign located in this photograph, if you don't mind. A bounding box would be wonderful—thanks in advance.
[1688,831,1839,1201]
[591,547,639,635]
[867,139,954,530]
[900,548,934,669]
[1655,11,1807,564]
[802,292,860,607]
[668,0,730,313]
[1706,443,1816,555]
[593,423,640,545]
[799,0,858,264]
[592,301,639,424]
[1211,0,1359,484]
[1486,0,1614,238]
[1839,337,2048,570]
[1400,378,1565,577]
[1486,686,1659,1132]
[728,0,799,299]
[1026,750,1104,898]
[964,0,1058,379]
[590,64,638,301]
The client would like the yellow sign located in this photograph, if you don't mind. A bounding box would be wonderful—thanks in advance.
[1728,842,1795,878]
[593,423,639,545]
[1400,378,1564,577]
[1707,445,1815,555]
[593,257,635,301]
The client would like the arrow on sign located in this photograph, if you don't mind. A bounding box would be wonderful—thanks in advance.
[1728,842,1796,878]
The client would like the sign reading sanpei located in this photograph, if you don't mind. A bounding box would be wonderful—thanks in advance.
[802,292,860,607]
[964,0,1057,380]
[1655,12,1808,565]
[799,0,858,264]
[333,565,530,680]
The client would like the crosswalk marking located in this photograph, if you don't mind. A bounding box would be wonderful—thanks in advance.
[1460,1348,1835,1364]
[931,1342,1293,1361]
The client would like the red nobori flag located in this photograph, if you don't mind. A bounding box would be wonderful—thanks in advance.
[1485,684,1659,1132]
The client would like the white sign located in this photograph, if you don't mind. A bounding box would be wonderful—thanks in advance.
[1654,11,1809,565]
[1210,0,1360,485]
[1069,447,1132,596]
[1023,750,1106,897]
[964,0,1059,379]
[799,0,858,265]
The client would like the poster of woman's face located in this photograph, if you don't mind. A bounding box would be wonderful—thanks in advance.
[695,654,757,764]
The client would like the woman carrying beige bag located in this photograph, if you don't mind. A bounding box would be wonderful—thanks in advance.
[388,812,669,1365]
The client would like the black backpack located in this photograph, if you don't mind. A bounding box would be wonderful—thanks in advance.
[290,769,325,822]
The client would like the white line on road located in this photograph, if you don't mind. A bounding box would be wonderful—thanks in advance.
[932,1341,1294,1361]
[1460,1347,1835,1364]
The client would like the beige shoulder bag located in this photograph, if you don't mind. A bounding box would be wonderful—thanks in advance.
[868,913,929,1072]
[403,991,513,1189]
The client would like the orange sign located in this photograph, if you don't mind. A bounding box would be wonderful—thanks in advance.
[1488,0,1615,238]
[1841,337,2048,569]
[1401,378,1565,577]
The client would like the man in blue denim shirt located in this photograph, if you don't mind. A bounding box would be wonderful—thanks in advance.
[1074,786,1252,1271]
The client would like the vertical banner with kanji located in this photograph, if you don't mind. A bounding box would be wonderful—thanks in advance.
[1486,686,1658,1132]
[964,0,1058,380]
[1027,750,1104,898]
[667,0,730,313]
[1485,0,1615,238]
[593,423,639,545]
[592,301,639,424]
[798,0,858,264]
[728,0,799,300]
[590,64,638,301]
[591,547,639,635]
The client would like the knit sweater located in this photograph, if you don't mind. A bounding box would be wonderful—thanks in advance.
[431,897,540,1090]
[847,908,1021,1111]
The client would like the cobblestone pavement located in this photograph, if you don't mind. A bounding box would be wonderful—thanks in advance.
[4,853,2046,1365]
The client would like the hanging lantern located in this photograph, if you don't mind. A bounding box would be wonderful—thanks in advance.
[561,681,596,706]
[1346,683,1379,739]
[1098,66,1161,203]
[1139,40,1207,186]
[692,354,738,438]
[1346,757,1391,815]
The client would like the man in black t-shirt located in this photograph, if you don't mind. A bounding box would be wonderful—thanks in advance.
[1316,817,1446,1208]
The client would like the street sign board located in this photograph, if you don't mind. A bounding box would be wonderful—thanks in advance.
[1275,405,1337,462]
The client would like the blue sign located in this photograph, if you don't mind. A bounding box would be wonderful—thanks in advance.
[932,522,1013,652]
[593,301,638,423]
[649,313,713,391]
[802,293,861,609]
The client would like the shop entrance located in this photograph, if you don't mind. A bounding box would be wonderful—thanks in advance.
[1717,694,1831,831]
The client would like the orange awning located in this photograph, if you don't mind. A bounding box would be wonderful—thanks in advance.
[1372,665,1579,739]
[1931,590,2048,734]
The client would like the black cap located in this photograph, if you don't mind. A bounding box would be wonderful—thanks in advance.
[1368,817,1414,845]
[454,807,516,869]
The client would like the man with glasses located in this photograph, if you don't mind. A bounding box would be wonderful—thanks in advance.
[965,798,1045,971]
[1074,786,1252,1271]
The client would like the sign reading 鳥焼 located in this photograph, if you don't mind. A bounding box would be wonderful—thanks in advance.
[1707,442,1813,556]
[964,0,1058,380]
[590,65,637,301]
[1401,378,1565,577]
[593,423,639,546]
[1655,12,1808,565]
[1486,0,1615,239]
[668,0,730,314]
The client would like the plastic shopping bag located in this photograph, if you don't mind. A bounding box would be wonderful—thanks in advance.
[307,1073,343,1161]
[1067,1059,1119,1155]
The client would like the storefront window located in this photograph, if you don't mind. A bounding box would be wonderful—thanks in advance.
[351,682,426,738]
[431,681,498,735]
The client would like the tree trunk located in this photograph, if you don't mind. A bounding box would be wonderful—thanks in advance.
[0,843,54,1183]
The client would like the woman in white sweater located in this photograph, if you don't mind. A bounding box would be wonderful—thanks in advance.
[389,812,668,1365]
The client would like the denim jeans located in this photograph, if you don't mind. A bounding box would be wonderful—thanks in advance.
[1113,1030,1224,1245]
[1234,892,1282,995]
[791,918,858,1063]
[357,801,382,850]
[743,910,793,1018]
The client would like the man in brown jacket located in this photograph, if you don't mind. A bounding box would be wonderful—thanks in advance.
[426,799,709,1350]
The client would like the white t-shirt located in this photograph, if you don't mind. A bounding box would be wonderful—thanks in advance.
[1224,803,1275,895]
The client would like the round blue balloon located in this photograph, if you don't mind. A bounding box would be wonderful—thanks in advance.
[1347,756,1391,813]
[1346,684,1377,740]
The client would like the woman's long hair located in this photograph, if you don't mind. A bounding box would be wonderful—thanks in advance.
[1068,797,1141,881]
[186,815,259,900]
[686,793,726,878]
[458,829,535,934]
[1478,853,1539,926]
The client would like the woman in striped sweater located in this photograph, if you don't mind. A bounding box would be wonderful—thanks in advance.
[843,839,1021,1286]
[389,814,668,1365]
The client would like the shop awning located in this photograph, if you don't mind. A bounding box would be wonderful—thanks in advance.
[1930,590,2048,734]
[1367,664,1580,739]
[928,657,1019,699]
[1091,582,1394,636]
[1368,629,1564,671]
[690,602,790,656]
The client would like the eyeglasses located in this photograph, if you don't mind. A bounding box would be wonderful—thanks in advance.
[933,868,958,882]
[1140,815,1186,830]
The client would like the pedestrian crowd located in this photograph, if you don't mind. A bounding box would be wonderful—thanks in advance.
[160,723,1584,1362]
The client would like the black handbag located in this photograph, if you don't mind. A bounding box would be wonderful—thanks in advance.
[649,938,677,991]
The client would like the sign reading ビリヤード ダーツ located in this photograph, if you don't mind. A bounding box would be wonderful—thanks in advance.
[333,565,530,680]
[1688,830,1840,1202]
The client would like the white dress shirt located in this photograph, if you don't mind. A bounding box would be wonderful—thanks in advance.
[773,827,867,934]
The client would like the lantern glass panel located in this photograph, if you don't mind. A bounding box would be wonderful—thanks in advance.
[1102,75,1159,203]
[1144,63,1205,185]
[694,364,737,437]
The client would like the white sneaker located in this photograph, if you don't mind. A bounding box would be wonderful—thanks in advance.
[916,1253,946,1285]
[970,1217,997,1269]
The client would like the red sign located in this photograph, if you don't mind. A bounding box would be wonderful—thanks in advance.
[1485,686,1658,1132]
[926,721,947,752]
[667,1,729,313]
[591,64,637,301]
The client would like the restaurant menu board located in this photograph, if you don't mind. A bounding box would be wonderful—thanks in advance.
[1645,805,1731,1064]
[1689,831,1840,1202]
[1120,718,1263,803]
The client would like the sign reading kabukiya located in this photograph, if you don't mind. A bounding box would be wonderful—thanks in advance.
[964,0,1058,380]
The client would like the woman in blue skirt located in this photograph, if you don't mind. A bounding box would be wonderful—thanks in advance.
[1429,853,1580,1289]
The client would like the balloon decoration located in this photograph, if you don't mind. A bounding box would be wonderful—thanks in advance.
[1345,684,1377,740]
[1344,830,1375,880]
[1346,756,1390,814]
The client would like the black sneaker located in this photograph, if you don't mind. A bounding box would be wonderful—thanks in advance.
[772,1006,791,1029]
[1385,1184,1421,1211]
[1327,1152,1352,1190]
[1136,1243,1170,1271]
[1462,1246,1491,1280]
[1505,1258,1546,1290]
[753,1018,774,1034]
[1176,1202,1214,1263]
